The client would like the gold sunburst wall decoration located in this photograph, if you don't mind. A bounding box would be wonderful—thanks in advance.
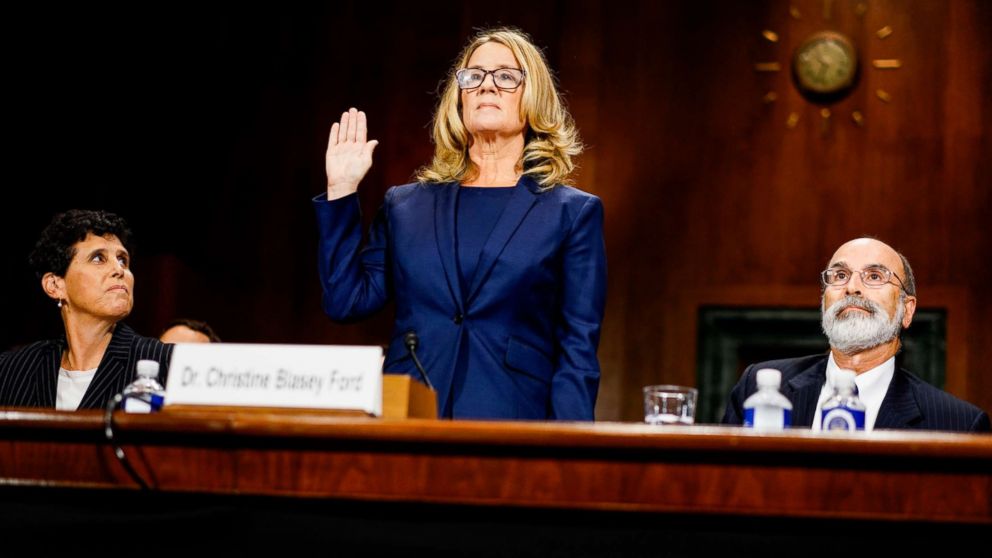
[753,0,902,132]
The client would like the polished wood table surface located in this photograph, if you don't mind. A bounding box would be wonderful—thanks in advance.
[1,408,990,524]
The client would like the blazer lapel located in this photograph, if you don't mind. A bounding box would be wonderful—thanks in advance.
[35,340,62,408]
[433,182,465,314]
[78,323,135,409]
[874,368,921,429]
[783,359,828,427]
[465,175,540,304]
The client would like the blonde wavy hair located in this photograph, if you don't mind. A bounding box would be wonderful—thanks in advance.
[416,28,583,187]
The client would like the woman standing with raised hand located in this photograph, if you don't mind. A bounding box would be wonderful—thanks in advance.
[314,28,606,420]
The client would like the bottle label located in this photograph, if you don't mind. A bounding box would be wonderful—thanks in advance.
[150,393,165,411]
[123,397,152,414]
[123,393,164,414]
[821,407,866,431]
[744,406,792,430]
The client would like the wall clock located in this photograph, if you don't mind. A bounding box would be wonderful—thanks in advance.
[792,30,858,101]
[754,0,903,131]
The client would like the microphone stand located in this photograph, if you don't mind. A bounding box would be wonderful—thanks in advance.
[403,331,435,392]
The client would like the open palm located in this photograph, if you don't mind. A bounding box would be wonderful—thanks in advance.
[326,108,378,199]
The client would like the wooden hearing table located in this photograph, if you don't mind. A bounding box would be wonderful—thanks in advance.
[0,408,989,551]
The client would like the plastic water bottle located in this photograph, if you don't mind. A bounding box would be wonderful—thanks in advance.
[742,368,793,431]
[820,369,865,431]
[122,360,166,413]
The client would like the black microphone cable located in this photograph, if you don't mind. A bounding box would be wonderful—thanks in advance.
[103,393,153,490]
[403,331,435,392]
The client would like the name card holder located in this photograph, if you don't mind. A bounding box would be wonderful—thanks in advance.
[166,343,391,416]
[164,344,437,419]
[165,375,437,419]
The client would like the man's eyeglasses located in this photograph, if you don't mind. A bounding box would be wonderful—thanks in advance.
[821,265,908,292]
[455,68,526,91]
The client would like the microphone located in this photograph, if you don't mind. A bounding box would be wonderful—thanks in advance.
[403,331,435,391]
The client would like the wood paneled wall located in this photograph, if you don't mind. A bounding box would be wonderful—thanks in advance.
[2,1,989,421]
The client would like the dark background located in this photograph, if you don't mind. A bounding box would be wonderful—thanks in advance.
[3,0,989,421]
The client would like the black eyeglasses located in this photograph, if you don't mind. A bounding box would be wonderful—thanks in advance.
[455,68,526,91]
[821,265,908,292]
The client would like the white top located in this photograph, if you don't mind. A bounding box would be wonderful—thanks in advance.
[56,366,98,411]
[811,353,894,431]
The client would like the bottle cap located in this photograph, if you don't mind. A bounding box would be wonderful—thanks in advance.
[831,368,857,392]
[136,360,160,379]
[755,368,782,389]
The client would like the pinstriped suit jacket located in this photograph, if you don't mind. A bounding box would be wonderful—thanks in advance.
[722,354,991,432]
[0,322,172,410]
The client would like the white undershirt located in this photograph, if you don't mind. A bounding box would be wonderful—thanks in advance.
[811,353,894,432]
[56,366,98,411]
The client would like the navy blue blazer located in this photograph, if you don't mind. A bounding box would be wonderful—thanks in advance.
[0,322,173,410]
[722,354,991,432]
[313,176,607,420]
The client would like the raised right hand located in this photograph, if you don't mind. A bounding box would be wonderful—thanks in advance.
[326,107,379,200]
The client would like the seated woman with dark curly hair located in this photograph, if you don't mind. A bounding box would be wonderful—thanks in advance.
[0,209,172,410]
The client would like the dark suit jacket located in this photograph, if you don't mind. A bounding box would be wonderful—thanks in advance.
[313,176,607,420]
[722,354,991,432]
[0,322,173,410]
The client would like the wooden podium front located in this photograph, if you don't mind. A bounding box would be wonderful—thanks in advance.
[1,409,989,553]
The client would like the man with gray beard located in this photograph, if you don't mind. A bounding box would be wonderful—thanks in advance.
[722,238,989,432]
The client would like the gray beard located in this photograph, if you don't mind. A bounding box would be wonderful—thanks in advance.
[821,295,904,355]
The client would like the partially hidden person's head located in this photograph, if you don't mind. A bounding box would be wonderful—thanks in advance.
[819,237,917,355]
[160,319,221,344]
[418,27,582,187]
[29,209,135,324]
